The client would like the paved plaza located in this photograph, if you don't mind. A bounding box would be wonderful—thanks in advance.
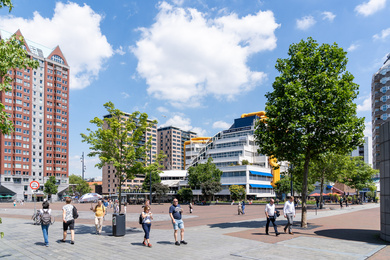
[0,202,389,259]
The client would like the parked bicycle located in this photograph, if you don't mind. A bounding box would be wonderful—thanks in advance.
[31,212,41,225]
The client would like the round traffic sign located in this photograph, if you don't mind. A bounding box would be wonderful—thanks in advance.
[30,181,40,190]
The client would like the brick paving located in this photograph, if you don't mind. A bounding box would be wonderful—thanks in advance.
[0,202,388,259]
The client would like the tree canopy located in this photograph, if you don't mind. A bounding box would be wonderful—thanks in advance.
[187,157,222,189]
[177,188,193,203]
[43,176,58,200]
[254,37,364,227]
[142,171,161,191]
[81,101,158,212]
[69,175,92,195]
[229,185,246,201]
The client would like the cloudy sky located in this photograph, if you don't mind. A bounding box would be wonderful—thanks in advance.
[0,0,388,178]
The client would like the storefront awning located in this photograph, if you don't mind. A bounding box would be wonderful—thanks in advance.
[250,184,273,189]
[249,171,273,177]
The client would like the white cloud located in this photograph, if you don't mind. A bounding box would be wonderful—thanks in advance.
[157,106,169,113]
[0,2,113,89]
[121,92,130,99]
[355,0,386,16]
[160,115,207,136]
[132,2,279,107]
[357,96,371,112]
[347,43,359,52]
[322,11,336,22]
[212,120,231,129]
[172,0,184,6]
[363,121,372,137]
[296,15,316,30]
[373,28,390,40]
[115,46,126,55]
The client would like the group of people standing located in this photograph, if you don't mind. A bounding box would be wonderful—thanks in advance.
[264,196,296,236]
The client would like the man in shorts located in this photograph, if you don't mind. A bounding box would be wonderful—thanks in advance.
[169,198,187,246]
[62,197,75,244]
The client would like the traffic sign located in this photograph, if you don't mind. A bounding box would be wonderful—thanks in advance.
[30,181,40,190]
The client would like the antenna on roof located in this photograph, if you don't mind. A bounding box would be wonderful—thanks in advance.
[384,53,390,64]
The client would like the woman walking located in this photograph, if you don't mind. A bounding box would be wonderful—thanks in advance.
[141,206,153,247]
[39,201,52,247]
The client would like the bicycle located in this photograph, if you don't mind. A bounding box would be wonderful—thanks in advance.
[31,212,41,225]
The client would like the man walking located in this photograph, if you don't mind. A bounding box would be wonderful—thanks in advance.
[283,196,295,235]
[61,197,75,244]
[169,198,187,246]
[265,199,280,236]
[91,200,105,235]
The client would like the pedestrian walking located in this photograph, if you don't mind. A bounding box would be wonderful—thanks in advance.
[231,200,235,205]
[339,197,343,208]
[39,201,52,247]
[141,206,153,247]
[237,201,243,215]
[265,199,280,236]
[283,196,295,235]
[189,202,193,214]
[61,197,75,244]
[345,196,348,207]
[316,197,319,208]
[242,200,246,214]
[169,198,187,246]
[13,199,16,207]
[91,200,105,235]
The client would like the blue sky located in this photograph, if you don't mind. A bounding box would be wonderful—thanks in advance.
[0,0,389,178]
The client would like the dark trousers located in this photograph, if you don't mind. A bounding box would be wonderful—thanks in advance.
[266,216,278,234]
[142,223,151,239]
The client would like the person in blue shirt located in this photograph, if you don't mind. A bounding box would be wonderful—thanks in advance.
[169,198,187,246]
[242,200,246,214]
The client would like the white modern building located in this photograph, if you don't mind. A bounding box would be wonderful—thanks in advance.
[351,136,372,166]
[186,112,288,199]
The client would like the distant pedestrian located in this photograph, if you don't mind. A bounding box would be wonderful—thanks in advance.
[124,202,127,214]
[316,198,319,208]
[13,200,16,207]
[189,202,193,214]
[61,197,75,244]
[265,199,280,236]
[242,200,246,214]
[283,196,295,235]
[339,197,343,208]
[231,200,235,205]
[114,200,119,213]
[91,200,105,235]
[345,197,348,207]
[39,201,52,247]
[142,200,150,209]
[141,206,153,247]
[238,202,243,215]
[169,198,187,246]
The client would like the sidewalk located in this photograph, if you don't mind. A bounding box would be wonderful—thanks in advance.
[0,203,388,259]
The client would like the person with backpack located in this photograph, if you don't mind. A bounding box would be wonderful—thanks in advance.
[61,197,75,244]
[91,200,105,235]
[141,206,153,247]
[39,201,52,247]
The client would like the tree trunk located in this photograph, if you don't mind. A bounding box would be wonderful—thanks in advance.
[301,155,311,228]
[319,173,324,209]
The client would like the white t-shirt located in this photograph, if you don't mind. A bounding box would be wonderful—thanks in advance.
[265,203,275,217]
[63,204,74,221]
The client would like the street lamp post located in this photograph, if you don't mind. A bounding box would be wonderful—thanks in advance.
[149,146,152,205]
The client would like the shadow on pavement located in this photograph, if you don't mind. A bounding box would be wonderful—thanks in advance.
[130,242,145,246]
[156,241,174,245]
[0,255,12,258]
[315,229,388,244]
[34,242,46,246]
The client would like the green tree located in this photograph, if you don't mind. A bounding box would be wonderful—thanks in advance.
[152,182,169,203]
[177,188,193,203]
[274,171,315,197]
[187,157,223,189]
[81,102,158,212]
[309,153,351,208]
[254,37,364,227]
[44,176,58,201]
[241,160,249,165]
[339,157,378,195]
[69,174,92,195]
[229,185,246,201]
[142,171,161,191]
[201,180,222,202]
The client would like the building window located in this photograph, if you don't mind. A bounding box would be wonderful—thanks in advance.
[51,55,64,64]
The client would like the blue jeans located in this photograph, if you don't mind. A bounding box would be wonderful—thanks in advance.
[41,224,49,245]
[142,223,151,239]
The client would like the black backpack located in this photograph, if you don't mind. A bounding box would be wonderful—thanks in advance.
[139,213,143,224]
[41,210,51,225]
[72,206,79,219]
